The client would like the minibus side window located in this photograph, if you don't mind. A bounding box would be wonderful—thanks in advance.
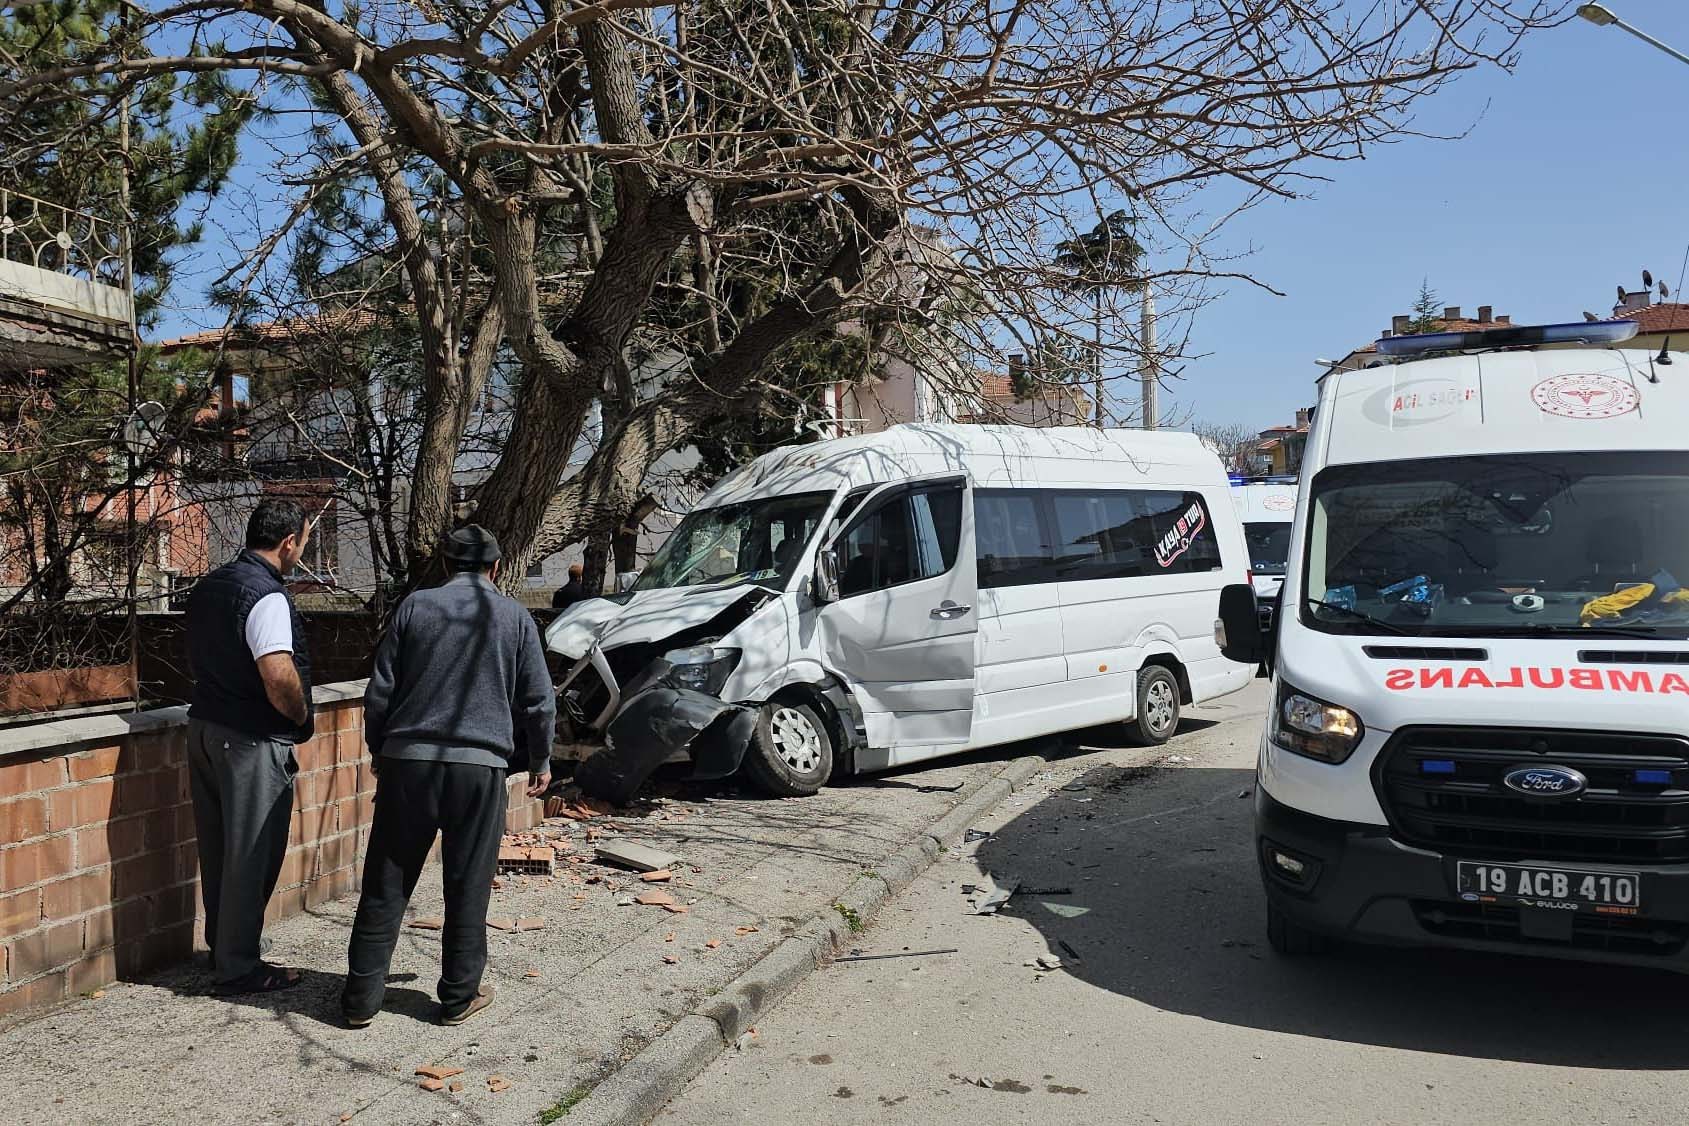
[836,483,964,598]
[975,490,1055,588]
[1050,491,1146,581]
[1138,491,1223,574]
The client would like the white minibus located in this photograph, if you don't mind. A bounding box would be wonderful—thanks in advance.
[550,423,1255,799]
[1217,319,1689,970]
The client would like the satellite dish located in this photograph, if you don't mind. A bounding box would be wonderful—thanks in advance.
[1643,269,1654,288]
[122,401,167,462]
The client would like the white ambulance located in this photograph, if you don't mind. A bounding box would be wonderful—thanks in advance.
[1217,320,1689,969]
[1231,475,1300,627]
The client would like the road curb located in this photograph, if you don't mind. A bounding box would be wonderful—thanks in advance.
[562,753,1048,1126]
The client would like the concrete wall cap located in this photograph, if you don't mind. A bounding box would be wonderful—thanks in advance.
[0,679,369,761]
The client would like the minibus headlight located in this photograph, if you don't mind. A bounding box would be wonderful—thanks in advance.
[1269,680,1364,764]
[659,646,742,697]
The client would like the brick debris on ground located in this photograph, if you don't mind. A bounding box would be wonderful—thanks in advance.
[0,751,1024,1126]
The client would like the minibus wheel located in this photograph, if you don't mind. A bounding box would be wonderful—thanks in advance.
[744,700,834,797]
[1128,665,1181,745]
[1266,904,1330,957]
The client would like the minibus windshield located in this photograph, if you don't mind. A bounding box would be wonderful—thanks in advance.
[1302,452,1689,639]
[633,491,834,593]
[1245,522,1292,575]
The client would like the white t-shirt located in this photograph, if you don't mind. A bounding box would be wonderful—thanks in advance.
[245,591,294,660]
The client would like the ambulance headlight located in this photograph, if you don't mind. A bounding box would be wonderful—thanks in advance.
[1270,680,1364,764]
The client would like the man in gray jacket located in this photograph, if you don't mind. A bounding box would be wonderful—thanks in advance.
[342,525,555,1027]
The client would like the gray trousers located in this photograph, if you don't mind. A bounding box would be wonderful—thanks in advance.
[187,717,296,983]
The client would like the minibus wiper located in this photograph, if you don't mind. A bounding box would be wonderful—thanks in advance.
[1303,598,1414,635]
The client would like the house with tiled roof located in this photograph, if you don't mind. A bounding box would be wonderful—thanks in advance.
[1327,304,1518,373]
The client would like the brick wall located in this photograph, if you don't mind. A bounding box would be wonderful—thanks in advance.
[0,683,541,1020]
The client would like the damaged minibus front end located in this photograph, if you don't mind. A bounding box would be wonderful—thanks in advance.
[546,583,778,804]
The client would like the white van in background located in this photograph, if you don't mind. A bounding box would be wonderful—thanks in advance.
[550,424,1255,800]
[1217,319,1689,971]
[1231,475,1300,627]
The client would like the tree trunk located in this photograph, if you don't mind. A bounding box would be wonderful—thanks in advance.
[581,532,611,596]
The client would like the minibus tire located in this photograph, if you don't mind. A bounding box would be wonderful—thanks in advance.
[1266,904,1329,957]
[1128,665,1181,746]
[744,701,834,797]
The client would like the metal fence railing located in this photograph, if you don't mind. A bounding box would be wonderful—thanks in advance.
[0,187,125,287]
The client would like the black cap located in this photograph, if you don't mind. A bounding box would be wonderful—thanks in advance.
[444,524,502,565]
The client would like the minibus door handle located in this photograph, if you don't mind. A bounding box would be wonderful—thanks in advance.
[930,601,972,620]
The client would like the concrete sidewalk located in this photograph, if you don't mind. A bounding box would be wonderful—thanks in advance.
[0,750,1030,1126]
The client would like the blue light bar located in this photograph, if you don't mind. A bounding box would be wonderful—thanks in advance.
[1634,769,1672,786]
[1374,319,1638,357]
[1420,759,1457,775]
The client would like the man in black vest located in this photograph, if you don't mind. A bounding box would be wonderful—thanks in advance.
[186,498,314,995]
[342,525,555,1028]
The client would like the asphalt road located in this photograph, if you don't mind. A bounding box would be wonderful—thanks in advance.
[660,679,1689,1126]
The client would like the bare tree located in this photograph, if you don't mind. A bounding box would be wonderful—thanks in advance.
[1191,419,1259,473]
[1,0,1568,587]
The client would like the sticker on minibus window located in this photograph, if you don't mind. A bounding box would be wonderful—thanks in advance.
[1154,501,1207,568]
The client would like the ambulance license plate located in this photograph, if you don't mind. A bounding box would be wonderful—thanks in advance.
[1456,861,1641,910]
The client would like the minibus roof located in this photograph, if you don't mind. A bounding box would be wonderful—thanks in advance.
[696,423,1221,508]
[1317,347,1685,468]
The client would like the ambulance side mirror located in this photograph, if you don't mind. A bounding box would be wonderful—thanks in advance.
[1216,583,1264,665]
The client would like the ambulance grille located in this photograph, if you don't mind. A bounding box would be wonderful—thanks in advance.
[1375,726,1689,864]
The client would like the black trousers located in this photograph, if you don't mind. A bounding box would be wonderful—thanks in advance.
[343,758,507,1016]
[187,718,296,984]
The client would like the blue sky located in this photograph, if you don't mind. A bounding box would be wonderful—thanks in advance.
[153,3,1689,437]
[1174,1,1689,431]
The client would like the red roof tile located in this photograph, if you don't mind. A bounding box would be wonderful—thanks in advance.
[1613,303,1689,336]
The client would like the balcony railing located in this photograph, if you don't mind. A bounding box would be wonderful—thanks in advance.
[0,188,125,287]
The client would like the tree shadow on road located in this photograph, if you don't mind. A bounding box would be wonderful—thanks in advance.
[976,753,1689,1070]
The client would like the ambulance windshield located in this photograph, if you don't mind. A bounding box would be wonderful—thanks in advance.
[1302,452,1689,638]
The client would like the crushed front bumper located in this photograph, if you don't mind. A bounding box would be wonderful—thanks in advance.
[565,645,758,802]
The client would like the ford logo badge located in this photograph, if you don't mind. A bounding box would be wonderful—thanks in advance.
[1503,765,1587,799]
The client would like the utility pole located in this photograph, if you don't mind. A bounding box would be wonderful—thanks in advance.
[1091,288,1104,428]
[1139,285,1158,430]
[118,10,140,710]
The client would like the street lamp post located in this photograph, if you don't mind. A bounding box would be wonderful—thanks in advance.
[1577,4,1689,67]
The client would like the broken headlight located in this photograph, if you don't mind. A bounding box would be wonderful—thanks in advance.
[659,646,742,697]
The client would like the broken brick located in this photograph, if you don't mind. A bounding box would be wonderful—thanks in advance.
[640,869,673,883]
[408,917,444,931]
[664,932,676,942]
[705,939,721,949]
[416,1065,465,1081]
[734,926,759,936]
[419,1078,445,1092]
[634,889,675,907]
[663,955,679,965]
[449,1082,464,1094]
[525,969,541,978]
[486,916,517,931]
[488,1075,512,1093]
[661,903,689,914]
[515,916,545,931]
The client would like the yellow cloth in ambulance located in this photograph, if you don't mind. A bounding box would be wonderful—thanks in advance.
[1582,584,1689,624]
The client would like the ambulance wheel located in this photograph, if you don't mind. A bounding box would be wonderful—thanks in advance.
[1127,665,1181,746]
[744,701,834,797]
[1266,904,1330,957]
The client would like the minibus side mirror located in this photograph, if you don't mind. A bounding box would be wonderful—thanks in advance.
[615,570,640,593]
[813,548,841,604]
[1216,583,1263,665]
